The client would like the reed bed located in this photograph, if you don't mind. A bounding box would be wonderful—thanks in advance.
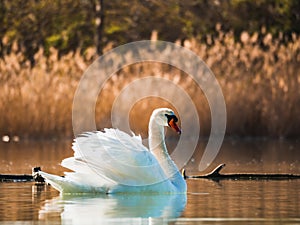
[0,31,299,139]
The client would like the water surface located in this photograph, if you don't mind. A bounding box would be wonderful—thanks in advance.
[0,139,299,224]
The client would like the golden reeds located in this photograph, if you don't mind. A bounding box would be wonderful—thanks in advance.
[0,31,299,139]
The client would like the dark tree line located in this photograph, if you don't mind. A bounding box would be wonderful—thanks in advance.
[0,0,299,65]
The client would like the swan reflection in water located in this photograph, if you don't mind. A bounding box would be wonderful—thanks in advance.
[39,193,187,224]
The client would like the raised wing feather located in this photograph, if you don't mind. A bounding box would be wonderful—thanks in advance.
[62,129,168,187]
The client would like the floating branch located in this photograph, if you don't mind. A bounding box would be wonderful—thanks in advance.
[1,165,300,183]
[0,174,34,182]
[183,164,300,181]
[0,167,45,183]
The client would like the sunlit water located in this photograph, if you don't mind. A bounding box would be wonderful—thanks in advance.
[0,139,299,224]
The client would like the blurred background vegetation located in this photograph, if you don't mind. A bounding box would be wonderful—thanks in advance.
[1,0,300,64]
[0,0,300,139]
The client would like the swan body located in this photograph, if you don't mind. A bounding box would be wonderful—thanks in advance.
[40,108,186,194]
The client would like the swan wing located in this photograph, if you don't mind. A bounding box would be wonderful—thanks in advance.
[62,129,168,187]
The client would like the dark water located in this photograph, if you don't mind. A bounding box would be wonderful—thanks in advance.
[0,139,299,224]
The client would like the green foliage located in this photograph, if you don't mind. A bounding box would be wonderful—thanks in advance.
[0,0,300,63]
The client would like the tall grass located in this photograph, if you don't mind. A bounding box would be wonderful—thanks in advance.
[0,31,299,139]
[198,31,300,137]
[0,46,89,139]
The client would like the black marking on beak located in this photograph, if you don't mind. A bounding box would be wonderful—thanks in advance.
[165,114,178,124]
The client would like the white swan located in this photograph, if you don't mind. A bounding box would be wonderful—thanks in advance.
[39,108,186,194]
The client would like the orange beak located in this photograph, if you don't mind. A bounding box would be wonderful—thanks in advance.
[168,118,181,134]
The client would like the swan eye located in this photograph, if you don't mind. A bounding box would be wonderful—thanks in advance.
[165,114,178,123]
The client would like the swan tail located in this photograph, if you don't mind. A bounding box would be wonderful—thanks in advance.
[39,171,108,193]
[39,171,66,192]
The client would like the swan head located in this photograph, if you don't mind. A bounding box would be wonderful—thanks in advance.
[151,108,181,134]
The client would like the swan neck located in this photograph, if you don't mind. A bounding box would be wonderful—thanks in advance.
[148,120,168,155]
[148,115,186,192]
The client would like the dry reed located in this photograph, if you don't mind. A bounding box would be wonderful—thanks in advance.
[0,31,299,139]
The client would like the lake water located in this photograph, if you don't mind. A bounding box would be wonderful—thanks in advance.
[0,139,299,224]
